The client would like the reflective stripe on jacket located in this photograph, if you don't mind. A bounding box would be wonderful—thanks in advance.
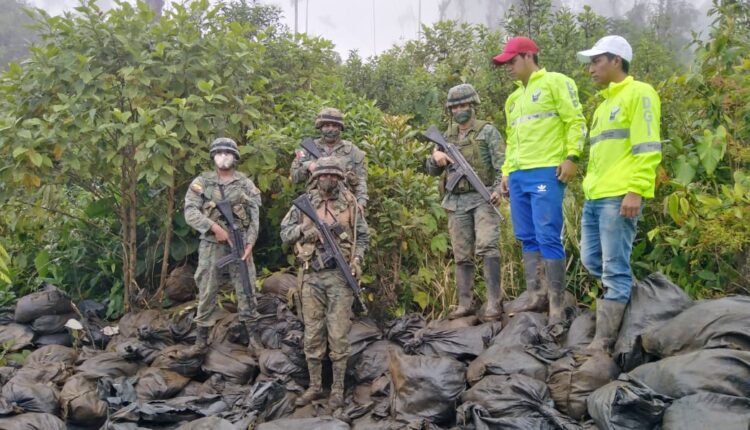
[583,76,662,199]
[502,68,587,175]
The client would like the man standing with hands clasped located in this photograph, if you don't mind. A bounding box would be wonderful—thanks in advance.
[183,137,264,357]
[576,36,662,353]
[492,37,587,326]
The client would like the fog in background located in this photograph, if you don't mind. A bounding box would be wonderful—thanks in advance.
[26,0,714,58]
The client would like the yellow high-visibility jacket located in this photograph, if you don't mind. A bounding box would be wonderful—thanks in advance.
[583,76,662,199]
[503,68,587,175]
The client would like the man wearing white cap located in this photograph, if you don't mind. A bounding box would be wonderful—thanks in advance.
[576,36,662,353]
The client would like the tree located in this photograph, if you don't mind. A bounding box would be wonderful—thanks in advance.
[0,0,270,310]
[0,0,37,68]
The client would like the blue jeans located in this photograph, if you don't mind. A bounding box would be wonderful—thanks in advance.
[508,167,566,259]
[580,196,641,303]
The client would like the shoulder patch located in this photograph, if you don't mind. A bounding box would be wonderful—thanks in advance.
[190,180,203,194]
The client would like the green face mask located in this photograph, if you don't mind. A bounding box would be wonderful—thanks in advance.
[453,109,472,124]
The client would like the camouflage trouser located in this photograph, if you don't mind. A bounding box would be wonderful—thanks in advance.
[194,240,258,327]
[301,269,353,362]
[448,201,501,265]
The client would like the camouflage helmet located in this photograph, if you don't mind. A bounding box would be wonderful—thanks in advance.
[209,137,240,159]
[315,107,345,130]
[311,157,345,180]
[446,83,481,108]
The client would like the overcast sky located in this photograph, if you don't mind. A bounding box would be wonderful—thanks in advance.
[26,0,710,58]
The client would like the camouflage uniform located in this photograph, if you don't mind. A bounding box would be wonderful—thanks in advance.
[290,108,369,207]
[426,84,506,319]
[280,158,369,408]
[184,170,262,327]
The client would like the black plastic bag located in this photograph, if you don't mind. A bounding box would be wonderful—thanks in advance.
[641,296,750,358]
[261,272,297,301]
[613,273,692,371]
[175,416,236,430]
[661,392,750,430]
[348,317,383,357]
[627,349,750,399]
[164,265,198,303]
[387,347,465,425]
[458,374,581,430]
[563,310,595,349]
[349,340,398,383]
[547,351,620,420]
[0,412,66,430]
[76,351,141,378]
[60,373,108,425]
[383,314,425,347]
[24,344,77,367]
[0,324,35,352]
[467,344,549,384]
[203,342,259,385]
[587,375,672,430]
[491,312,550,348]
[255,417,350,430]
[134,367,191,401]
[404,322,500,361]
[30,313,76,335]
[1,380,59,415]
[14,286,73,324]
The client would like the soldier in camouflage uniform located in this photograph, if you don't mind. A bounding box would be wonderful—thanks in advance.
[280,157,369,410]
[426,84,506,320]
[183,137,263,356]
[290,107,369,207]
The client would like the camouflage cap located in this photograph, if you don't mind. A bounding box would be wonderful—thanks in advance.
[315,107,345,130]
[311,157,345,180]
[446,83,481,107]
[209,137,240,159]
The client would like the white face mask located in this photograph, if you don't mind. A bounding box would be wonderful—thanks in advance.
[214,153,235,170]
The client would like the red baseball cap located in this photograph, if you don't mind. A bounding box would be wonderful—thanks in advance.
[492,37,540,65]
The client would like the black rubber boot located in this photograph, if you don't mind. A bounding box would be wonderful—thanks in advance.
[449,263,475,319]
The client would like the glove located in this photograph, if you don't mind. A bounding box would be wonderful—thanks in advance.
[300,225,319,243]
[351,257,363,280]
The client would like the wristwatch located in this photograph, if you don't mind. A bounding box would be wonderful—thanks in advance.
[566,155,579,163]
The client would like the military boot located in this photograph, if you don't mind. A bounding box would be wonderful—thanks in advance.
[480,256,503,321]
[586,299,627,354]
[180,326,209,358]
[511,251,547,313]
[295,359,324,406]
[544,258,567,325]
[244,320,264,356]
[328,359,347,410]
[448,263,475,319]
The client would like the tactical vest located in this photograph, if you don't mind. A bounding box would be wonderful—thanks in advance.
[199,173,254,231]
[444,120,495,193]
[296,187,358,270]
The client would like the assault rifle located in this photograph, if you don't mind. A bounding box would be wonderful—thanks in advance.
[423,125,504,221]
[301,137,323,159]
[292,194,368,315]
[215,198,256,303]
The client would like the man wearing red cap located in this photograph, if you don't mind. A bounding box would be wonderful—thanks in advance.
[493,37,587,326]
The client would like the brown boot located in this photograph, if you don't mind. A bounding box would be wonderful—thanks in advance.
[328,359,347,410]
[586,299,627,354]
[448,263,475,319]
[295,360,324,406]
[480,256,503,321]
[179,326,209,358]
[511,251,548,314]
[544,258,567,325]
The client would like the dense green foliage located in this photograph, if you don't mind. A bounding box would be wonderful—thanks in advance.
[0,0,747,319]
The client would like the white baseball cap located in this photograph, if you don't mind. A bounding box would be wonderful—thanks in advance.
[577,35,633,63]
